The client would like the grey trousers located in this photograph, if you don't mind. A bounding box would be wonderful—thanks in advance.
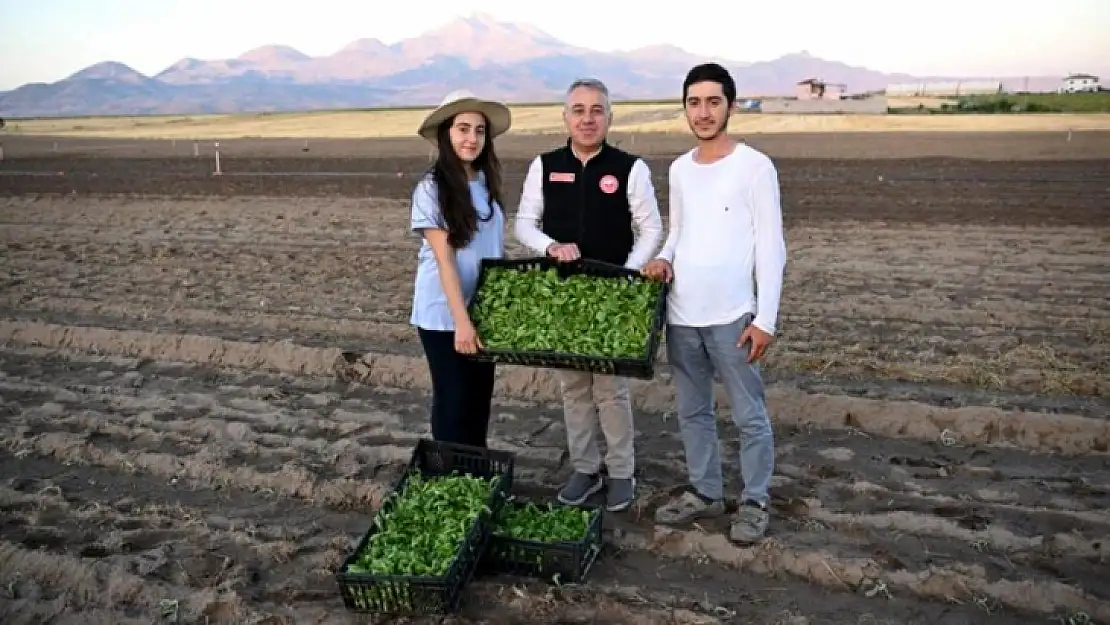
[665,313,774,505]
[556,370,635,480]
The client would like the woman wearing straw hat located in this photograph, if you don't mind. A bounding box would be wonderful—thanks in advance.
[409,89,512,448]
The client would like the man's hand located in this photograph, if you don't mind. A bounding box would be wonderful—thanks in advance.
[738,324,773,363]
[641,258,673,282]
[454,317,483,355]
[547,242,580,262]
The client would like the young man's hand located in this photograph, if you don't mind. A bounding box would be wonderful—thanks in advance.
[738,324,773,363]
[641,258,673,282]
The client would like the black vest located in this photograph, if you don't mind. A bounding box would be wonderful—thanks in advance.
[539,140,640,266]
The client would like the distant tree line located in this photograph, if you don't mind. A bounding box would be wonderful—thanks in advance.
[889,92,1110,114]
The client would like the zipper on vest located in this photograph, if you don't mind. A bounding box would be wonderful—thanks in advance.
[578,159,587,247]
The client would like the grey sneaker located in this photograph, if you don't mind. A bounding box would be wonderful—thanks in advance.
[606,477,636,512]
[557,472,603,506]
[730,500,769,544]
[654,490,725,525]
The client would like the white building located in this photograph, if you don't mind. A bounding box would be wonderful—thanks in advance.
[1060,73,1100,93]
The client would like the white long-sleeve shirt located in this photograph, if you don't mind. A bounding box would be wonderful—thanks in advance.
[514,154,664,270]
[656,143,787,334]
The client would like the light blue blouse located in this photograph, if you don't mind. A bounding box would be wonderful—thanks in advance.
[409,173,505,332]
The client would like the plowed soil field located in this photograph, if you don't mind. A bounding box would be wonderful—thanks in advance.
[1,131,1108,625]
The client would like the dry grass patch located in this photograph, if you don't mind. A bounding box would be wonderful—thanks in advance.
[8,106,1109,139]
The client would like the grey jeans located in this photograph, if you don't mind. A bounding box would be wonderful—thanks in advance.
[665,313,774,506]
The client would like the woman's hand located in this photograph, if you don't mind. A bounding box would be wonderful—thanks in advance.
[454,317,483,354]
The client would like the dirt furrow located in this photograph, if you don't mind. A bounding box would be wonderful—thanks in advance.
[2,449,992,625]
[623,525,1110,623]
[8,244,1104,306]
[607,472,1110,615]
[5,297,1105,400]
[16,407,417,476]
[0,226,415,252]
[627,456,1110,553]
[0,485,348,583]
[4,344,1102,623]
[0,425,391,510]
[2,437,1076,624]
[9,294,1108,351]
[7,341,1103,478]
[5,350,1106,565]
[5,137,1108,625]
[0,541,273,625]
[0,366,565,507]
[2,298,414,345]
[0,194,410,230]
[4,193,1105,402]
[0,453,393,624]
[770,460,1110,532]
[0,368,568,473]
[3,153,1109,228]
[7,321,1105,453]
[11,265,1104,310]
[800,503,1109,561]
[0,320,345,375]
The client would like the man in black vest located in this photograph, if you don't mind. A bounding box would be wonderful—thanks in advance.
[514,78,663,512]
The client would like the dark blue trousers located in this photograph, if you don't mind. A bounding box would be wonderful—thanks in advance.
[417,328,496,448]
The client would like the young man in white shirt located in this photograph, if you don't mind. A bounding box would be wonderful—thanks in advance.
[641,63,787,544]
[515,78,664,512]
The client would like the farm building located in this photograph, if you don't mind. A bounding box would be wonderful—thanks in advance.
[796,78,846,100]
[885,80,1003,97]
[1059,73,1100,93]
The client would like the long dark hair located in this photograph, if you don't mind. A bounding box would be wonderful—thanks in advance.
[429,113,504,249]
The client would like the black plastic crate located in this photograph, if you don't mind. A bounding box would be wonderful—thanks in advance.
[334,440,516,615]
[480,498,604,584]
[466,257,669,379]
[404,438,517,492]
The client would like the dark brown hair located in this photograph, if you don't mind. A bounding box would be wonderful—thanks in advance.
[682,62,737,106]
[428,113,504,248]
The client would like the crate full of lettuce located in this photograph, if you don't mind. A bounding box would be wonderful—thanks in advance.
[480,498,603,584]
[467,257,668,379]
[335,440,514,615]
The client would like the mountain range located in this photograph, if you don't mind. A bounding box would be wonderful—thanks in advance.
[0,12,1090,118]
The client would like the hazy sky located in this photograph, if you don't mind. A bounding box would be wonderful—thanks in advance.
[1,0,1106,90]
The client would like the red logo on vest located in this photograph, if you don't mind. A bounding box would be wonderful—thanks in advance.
[599,174,619,194]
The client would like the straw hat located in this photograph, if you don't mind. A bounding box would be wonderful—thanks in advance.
[417,89,512,144]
